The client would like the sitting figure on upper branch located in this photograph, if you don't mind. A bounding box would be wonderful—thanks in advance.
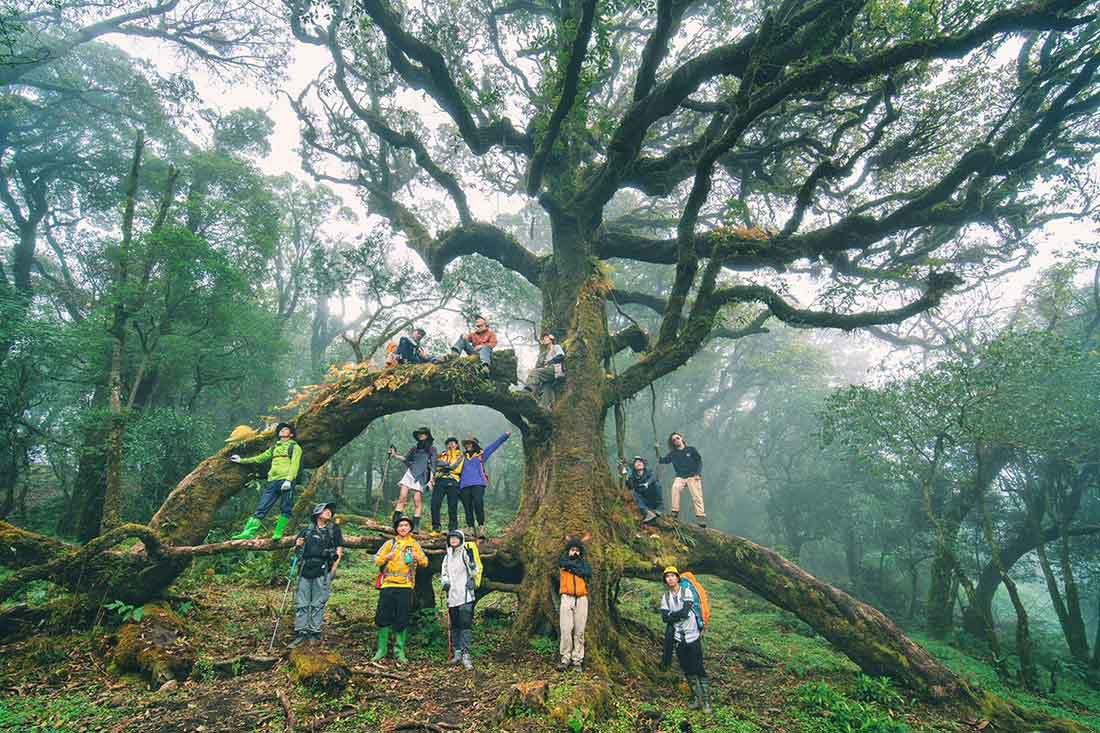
[390,327,429,366]
[229,422,302,541]
[623,455,662,524]
[524,332,565,407]
[450,314,496,371]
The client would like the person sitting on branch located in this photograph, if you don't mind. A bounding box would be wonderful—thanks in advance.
[228,422,302,540]
[287,501,343,648]
[451,315,497,371]
[458,431,511,539]
[373,515,428,663]
[656,432,706,528]
[394,327,429,365]
[524,332,565,406]
[388,427,437,533]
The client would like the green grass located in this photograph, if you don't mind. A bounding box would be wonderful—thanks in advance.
[0,692,124,732]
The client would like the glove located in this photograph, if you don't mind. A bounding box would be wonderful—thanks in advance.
[229,455,241,463]
[280,480,292,492]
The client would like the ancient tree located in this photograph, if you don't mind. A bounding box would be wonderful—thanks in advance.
[4,0,1100,719]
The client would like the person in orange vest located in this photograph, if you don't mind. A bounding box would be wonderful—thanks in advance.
[557,538,591,672]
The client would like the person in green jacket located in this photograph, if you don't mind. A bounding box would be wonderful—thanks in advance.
[228,422,303,540]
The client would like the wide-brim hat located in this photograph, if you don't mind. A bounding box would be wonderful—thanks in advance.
[311,502,336,519]
[461,435,480,448]
[394,515,414,530]
[412,426,434,442]
[275,422,296,438]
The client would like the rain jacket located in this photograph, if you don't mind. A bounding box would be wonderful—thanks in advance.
[626,465,663,509]
[374,535,428,589]
[239,438,302,483]
[440,534,483,607]
[464,329,497,349]
[435,447,464,482]
[558,540,591,598]
[401,442,438,486]
[458,433,509,489]
[661,584,700,644]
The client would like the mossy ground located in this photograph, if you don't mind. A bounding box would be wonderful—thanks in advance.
[2,544,1097,732]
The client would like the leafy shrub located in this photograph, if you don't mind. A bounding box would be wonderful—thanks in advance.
[794,682,909,733]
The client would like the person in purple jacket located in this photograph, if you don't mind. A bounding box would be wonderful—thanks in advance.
[458,431,511,539]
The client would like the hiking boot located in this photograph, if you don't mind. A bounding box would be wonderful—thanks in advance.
[670,511,679,520]
[272,515,290,540]
[231,517,262,540]
[556,659,569,672]
[642,510,658,523]
[476,524,486,539]
[696,521,706,529]
[450,649,462,665]
[688,676,703,709]
[462,652,473,670]
[372,628,390,662]
[394,629,409,662]
[411,516,421,534]
[287,632,309,649]
[701,677,713,713]
[478,363,490,375]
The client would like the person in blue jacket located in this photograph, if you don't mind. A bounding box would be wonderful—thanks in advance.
[458,431,511,539]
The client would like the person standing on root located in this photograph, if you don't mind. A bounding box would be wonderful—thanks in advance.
[623,455,663,524]
[388,427,437,533]
[439,529,483,670]
[656,432,706,528]
[458,431,511,539]
[431,437,464,536]
[524,333,565,406]
[660,566,711,713]
[451,315,497,372]
[288,502,343,648]
[373,515,428,663]
[557,538,591,672]
[229,422,302,540]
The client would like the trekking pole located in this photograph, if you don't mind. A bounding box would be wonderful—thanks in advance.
[269,553,300,653]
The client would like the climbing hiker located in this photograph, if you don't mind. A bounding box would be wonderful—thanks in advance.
[228,422,302,540]
[624,455,662,523]
[458,432,511,539]
[388,426,437,533]
[451,315,497,370]
[656,432,706,528]
[394,327,429,365]
[439,529,483,670]
[431,437,465,535]
[659,566,711,712]
[557,538,591,672]
[524,332,565,406]
[288,502,343,648]
[372,515,428,663]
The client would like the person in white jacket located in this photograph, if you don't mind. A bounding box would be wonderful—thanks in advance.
[439,530,483,670]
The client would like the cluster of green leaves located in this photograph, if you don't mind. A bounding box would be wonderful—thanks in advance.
[104,599,143,623]
[794,681,909,733]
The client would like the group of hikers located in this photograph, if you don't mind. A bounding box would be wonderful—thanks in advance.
[224,419,715,711]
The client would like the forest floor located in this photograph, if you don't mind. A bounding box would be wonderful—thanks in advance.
[1,534,1098,733]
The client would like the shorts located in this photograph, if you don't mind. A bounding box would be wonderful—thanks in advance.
[376,586,414,631]
[400,470,424,493]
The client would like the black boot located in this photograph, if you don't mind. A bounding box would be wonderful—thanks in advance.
[392,509,402,526]
[412,516,421,533]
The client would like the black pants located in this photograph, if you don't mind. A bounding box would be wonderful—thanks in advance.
[461,484,486,526]
[376,587,413,631]
[676,637,706,678]
[432,478,461,530]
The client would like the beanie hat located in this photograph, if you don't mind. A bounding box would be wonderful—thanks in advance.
[565,538,585,555]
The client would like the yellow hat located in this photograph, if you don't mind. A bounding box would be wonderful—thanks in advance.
[224,425,257,443]
[662,566,680,578]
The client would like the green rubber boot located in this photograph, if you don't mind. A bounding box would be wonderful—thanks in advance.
[372,628,390,662]
[231,517,262,540]
[272,515,290,540]
[394,629,408,662]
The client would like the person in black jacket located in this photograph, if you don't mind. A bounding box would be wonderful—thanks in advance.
[557,538,591,671]
[656,432,706,527]
[395,328,429,364]
[288,502,344,647]
[622,455,662,523]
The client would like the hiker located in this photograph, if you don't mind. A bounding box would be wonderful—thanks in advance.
[458,431,511,539]
[394,327,429,365]
[624,455,663,523]
[287,502,344,648]
[656,432,706,528]
[228,422,302,540]
[388,426,438,533]
[524,332,564,405]
[431,437,465,535]
[451,315,497,369]
[660,566,711,712]
[557,538,591,672]
[439,529,483,670]
[372,515,428,662]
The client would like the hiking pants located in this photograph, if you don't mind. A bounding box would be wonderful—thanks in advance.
[432,478,461,531]
[454,336,493,365]
[634,489,654,516]
[462,484,486,527]
[448,601,475,653]
[559,594,588,665]
[375,587,413,631]
[671,476,705,518]
[294,573,331,634]
[676,637,706,678]
[254,480,294,518]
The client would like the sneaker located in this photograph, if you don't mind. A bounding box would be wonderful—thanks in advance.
[287,633,309,649]
[462,653,473,670]
[642,510,658,523]
[571,661,583,672]
[670,510,679,519]
[449,651,462,665]
[697,520,707,529]
[555,659,569,672]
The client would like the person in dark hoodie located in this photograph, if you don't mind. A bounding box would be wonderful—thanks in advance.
[394,328,429,364]
[623,455,662,523]
[655,432,706,527]
[287,502,343,648]
[388,427,438,533]
[557,538,591,672]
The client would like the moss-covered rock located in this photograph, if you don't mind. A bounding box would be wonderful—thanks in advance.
[108,604,194,688]
[548,678,612,728]
[288,647,349,693]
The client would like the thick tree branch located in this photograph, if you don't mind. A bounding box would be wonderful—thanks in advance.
[633,0,693,102]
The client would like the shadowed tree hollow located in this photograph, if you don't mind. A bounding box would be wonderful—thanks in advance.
[4,0,1100,722]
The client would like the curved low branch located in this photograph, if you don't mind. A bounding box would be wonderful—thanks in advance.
[428,223,545,285]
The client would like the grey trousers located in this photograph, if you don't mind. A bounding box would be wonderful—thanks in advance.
[454,336,493,365]
[294,573,331,634]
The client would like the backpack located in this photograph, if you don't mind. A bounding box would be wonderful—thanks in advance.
[680,572,710,630]
[465,542,483,588]
[384,341,398,367]
[299,524,336,579]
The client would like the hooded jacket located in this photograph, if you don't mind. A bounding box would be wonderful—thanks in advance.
[373,534,428,589]
[458,433,509,489]
[435,447,464,482]
[401,441,438,485]
[626,463,663,508]
[440,530,483,607]
[558,540,591,597]
[239,438,302,482]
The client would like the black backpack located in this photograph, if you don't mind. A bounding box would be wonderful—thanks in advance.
[299,524,336,579]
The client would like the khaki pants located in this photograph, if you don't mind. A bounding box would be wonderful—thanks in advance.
[559,594,588,664]
[671,476,705,518]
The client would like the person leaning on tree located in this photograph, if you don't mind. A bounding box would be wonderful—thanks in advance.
[660,566,712,713]
[656,432,706,528]
[287,502,343,648]
[557,538,591,672]
[372,515,428,663]
[228,422,302,541]
[524,332,565,405]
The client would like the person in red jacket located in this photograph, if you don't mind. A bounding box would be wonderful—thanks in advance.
[451,315,497,370]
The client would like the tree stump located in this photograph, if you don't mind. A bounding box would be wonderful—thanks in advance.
[108,604,194,687]
[496,680,550,719]
[289,647,350,693]
[548,679,612,728]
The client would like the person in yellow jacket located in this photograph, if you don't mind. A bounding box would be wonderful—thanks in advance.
[372,515,428,662]
[228,422,302,540]
[430,437,464,536]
